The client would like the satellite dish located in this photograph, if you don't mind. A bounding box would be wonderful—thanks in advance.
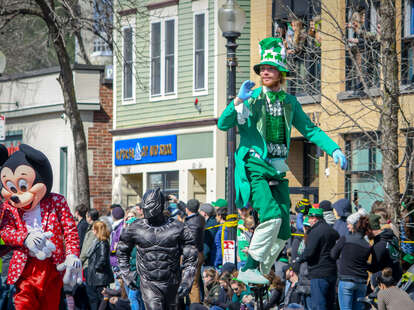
[0,51,6,74]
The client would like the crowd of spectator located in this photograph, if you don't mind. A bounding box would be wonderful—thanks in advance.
[1,193,414,310]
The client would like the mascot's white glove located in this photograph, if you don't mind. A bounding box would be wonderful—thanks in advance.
[57,254,82,288]
[24,231,56,260]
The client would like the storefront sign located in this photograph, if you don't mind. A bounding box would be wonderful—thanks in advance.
[115,135,177,166]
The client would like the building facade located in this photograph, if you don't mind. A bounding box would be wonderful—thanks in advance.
[251,0,414,210]
[0,65,113,212]
[112,0,250,206]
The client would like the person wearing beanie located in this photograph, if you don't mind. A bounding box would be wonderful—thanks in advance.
[218,36,347,285]
[333,198,353,237]
[199,203,218,267]
[319,200,336,226]
[296,207,339,310]
[331,210,371,310]
[211,198,228,211]
[184,199,205,304]
[110,205,126,271]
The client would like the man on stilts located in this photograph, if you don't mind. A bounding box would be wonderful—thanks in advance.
[217,37,347,284]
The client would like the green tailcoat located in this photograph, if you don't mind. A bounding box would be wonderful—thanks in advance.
[217,87,339,210]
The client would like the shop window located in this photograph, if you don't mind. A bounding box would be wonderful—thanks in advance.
[147,171,179,197]
[194,12,208,92]
[345,1,380,92]
[345,134,383,210]
[60,147,68,198]
[150,18,177,98]
[272,0,321,97]
[123,27,134,100]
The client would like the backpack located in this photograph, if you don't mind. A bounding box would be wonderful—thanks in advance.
[386,235,401,265]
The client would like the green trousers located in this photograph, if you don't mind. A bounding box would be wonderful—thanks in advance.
[245,155,291,240]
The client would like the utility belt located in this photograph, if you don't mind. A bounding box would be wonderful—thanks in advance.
[248,149,289,173]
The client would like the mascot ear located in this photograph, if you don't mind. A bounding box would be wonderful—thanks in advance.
[19,144,49,165]
[0,144,9,166]
[19,144,53,195]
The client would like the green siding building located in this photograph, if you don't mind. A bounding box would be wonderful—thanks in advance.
[112,0,250,206]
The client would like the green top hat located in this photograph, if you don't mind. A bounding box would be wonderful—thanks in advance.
[211,198,228,208]
[308,208,323,218]
[253,37,289,75]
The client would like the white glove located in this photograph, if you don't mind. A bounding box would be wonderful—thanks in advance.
[24,231,56,260]
[57,254,82,287]
[235,103,251,125]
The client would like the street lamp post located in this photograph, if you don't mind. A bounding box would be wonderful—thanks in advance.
[218,0,246,253]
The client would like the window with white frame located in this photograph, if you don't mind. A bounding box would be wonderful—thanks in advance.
[123,27,134,100]
[194,13,207,91]
[151,18,176,97]
[92,0,113,56]
[93,37,112,55]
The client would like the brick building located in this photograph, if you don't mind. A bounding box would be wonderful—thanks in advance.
[88,81,113,213]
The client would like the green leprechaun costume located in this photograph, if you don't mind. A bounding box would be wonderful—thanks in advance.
[218,37,347,284]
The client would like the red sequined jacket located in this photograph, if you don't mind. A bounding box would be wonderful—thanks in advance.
[0,193,80,284]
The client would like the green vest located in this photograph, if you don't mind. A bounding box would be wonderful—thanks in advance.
[265,91,287,158]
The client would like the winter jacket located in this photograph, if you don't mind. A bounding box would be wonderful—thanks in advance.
[203,281,221,307]
[330,232,372,281]
[77,218,89,251]
[298,219,339,279]
[214,226,228,268]
[208,286,232,309]
[333,198,352,237]
[80,225,98,268]
[264,288,283,310]
[204,216,219,266]
[184,213,205,253]
[87,239,115,287]
[371,229,403,282]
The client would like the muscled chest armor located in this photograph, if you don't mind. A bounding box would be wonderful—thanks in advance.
[128,218,184,283]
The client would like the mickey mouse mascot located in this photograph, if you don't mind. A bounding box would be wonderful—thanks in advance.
[0,144,82,309]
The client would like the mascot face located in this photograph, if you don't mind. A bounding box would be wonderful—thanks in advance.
[0,144,53,212]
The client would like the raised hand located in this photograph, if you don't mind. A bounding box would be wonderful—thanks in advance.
[237,80,255,101]
[333,149,347,170]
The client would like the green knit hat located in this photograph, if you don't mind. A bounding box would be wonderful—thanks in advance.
[211,198,228,208]
[369,214,381,230]
[253,37,289,75]
[308,208,323,218]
